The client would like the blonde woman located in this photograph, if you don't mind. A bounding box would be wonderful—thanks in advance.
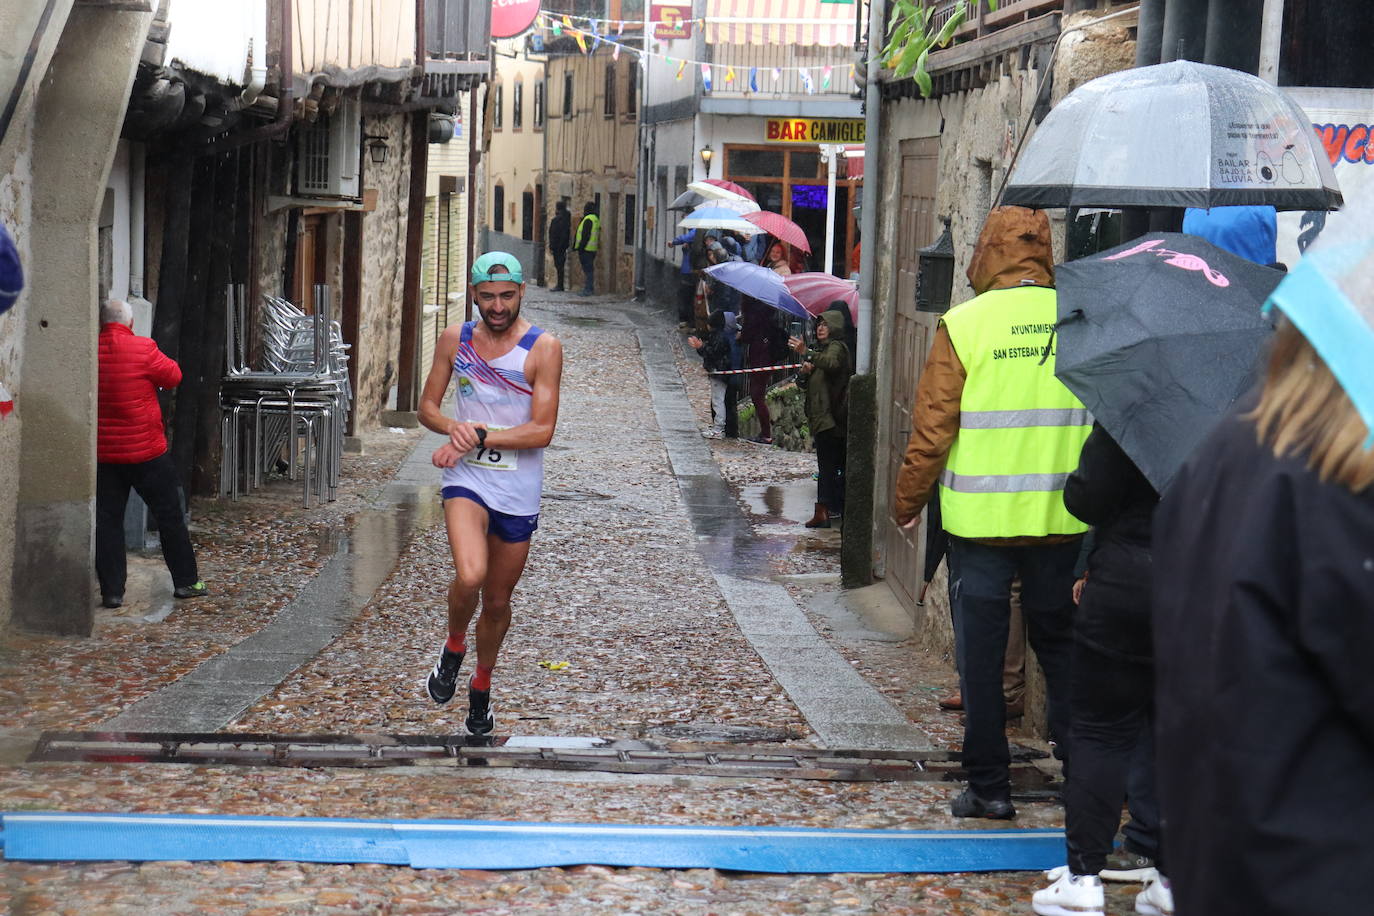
[1152,316,1374,916]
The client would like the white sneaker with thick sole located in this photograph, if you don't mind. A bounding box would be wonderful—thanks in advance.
[1032,871,1105,916]
[1135,875,1175,915]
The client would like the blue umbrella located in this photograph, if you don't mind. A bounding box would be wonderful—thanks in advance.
[703,262,809,319]
[1264,224,1374,445]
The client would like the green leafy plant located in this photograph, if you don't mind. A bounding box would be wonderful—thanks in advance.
[881,0,998,97]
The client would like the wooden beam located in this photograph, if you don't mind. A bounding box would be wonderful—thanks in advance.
[928,11,1061,74]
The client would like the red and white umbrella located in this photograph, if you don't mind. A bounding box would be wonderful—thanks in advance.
[687,179,756,203]
[783,272,859,323]
[742,210,811,253]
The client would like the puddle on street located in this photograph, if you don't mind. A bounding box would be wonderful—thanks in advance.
[740,480,820,525]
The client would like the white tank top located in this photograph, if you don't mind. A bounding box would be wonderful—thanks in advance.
[440,322,546,516]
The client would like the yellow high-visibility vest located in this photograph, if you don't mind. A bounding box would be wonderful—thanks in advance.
[576,214,601,252]
[939,285,1091,539]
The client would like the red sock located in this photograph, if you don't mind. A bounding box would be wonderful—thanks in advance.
[445,633,466,654]
[471,664,494,692]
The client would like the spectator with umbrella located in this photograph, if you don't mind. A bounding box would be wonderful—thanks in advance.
[738,296,775,446]
[790,309,852,529]
[1152,224,1374,916]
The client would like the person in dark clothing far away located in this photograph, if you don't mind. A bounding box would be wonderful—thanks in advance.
[738,297,774,444]
[96,299,206,608]
[668,228,698,327]
[547,201,571,292]
[573,201,600,296]
[1152,315,1374,916]
[791,309,851,529]
[1032,422,1171,916]
[687,310,733,439]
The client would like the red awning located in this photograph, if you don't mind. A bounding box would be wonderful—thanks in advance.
[842,144,864,179]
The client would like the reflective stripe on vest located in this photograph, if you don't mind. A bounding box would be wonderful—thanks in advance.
[939,285,1091,539]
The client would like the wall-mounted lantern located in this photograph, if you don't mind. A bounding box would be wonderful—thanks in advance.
[916,217,955,313]
[699,145,714,175]
[364,134,389,165]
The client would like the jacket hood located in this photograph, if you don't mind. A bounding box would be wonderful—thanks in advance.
[1182,206,1277,265]
[819,310,847,335]
[965,206,1055,295]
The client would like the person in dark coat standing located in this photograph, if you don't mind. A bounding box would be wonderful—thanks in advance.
[738,297,774,444]
[1153,318,1374,916]
[96,299,205,608]
[547,201,571,292]
[790,310,851,529]
[1033,422,1171,916]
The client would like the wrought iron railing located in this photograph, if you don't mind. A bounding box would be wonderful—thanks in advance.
[702,43,858,99]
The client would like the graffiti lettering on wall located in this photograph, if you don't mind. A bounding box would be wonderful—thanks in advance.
[1314,123,1374,166]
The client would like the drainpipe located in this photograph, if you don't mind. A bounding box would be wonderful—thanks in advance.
[1257,0,1285,84]
[239,0,270,107]
[855,0,885,376]
[129,142,147,300]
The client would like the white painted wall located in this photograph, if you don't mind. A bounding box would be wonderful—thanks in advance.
[105,141,131,302]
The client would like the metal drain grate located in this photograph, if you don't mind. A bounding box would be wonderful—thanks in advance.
[28,732,1058,799]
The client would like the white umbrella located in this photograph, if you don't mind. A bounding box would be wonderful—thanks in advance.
[687,180,756,204]
[1004,60,1342,211]
[677,199,761,232]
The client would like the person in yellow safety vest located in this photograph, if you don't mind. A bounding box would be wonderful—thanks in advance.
[573,201,600,296]
[893,206,1091,821]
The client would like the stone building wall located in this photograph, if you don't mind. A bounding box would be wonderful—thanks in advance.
[353,111,412,430]
[0,121,33,630]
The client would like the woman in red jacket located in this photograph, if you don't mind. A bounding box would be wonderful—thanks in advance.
[96,299,205,608]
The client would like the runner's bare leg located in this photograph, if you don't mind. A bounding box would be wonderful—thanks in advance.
[474,535,531,667]
[444,496,489,640]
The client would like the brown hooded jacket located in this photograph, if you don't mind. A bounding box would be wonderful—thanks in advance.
[892,207,1071,542]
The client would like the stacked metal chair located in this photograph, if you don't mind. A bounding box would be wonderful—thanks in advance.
[219,284,351,507]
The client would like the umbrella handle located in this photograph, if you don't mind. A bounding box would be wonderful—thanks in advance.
[1038,309,1084,367]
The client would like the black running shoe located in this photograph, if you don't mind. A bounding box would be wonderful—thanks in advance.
[425,646,465,704]
[465,682,494,735]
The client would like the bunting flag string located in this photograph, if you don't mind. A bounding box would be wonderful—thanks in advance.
[525,14,856,87]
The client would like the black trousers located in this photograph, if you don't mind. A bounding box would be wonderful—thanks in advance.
[947,537,1078,800]
[1065,639,1161,875]
[578,250,595,293]
[552,249,568,289]
[677,275,697,323]
[95,454,199,597]
[814,428,845,513]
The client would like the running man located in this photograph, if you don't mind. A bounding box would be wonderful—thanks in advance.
[418,251,563,735]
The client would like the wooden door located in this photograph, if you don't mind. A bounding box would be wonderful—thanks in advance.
[883,138,940,614]
[292,214,328,310]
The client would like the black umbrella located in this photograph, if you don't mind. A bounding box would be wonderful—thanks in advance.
[1055,232,1283,491]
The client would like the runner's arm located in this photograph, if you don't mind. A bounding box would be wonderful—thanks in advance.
[418,324,481,452]
[482,334,563,451]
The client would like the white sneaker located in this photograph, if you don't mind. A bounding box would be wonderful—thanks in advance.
[701,427,724,439]
[1135,875,1175,916]
[1032,870,1104,916]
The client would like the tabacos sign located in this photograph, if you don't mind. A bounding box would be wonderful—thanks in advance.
[651,4,693,40]
[765,118,866,144]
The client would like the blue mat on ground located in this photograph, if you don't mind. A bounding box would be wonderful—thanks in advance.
[0,812,1065,873]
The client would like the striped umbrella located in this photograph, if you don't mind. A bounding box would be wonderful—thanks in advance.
[687,179,756,203]
[783,272,859,323]
[678,199,761,232]
[743,210,811,253]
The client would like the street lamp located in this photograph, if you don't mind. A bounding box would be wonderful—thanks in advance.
[699,145,714,176]
[364,135,389,165]
[916,218,955,313]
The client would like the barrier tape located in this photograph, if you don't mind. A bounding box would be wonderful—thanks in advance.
[707,363,802,376]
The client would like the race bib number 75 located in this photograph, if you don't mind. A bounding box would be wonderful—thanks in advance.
[462,425,518,471]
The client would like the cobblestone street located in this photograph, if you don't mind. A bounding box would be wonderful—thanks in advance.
[0,291,1147,914]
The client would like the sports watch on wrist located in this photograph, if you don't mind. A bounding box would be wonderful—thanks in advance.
[475,427,487,447]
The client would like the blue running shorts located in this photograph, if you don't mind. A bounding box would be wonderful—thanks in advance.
[441,486,540,543]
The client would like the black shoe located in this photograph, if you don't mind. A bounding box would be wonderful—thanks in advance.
[173,581,208,599]
[102,595,123,609]
[950,788,1016,820]
[465,682,495,735]
[426,646,465,704]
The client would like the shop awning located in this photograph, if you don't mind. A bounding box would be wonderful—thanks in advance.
[706,0,860,47]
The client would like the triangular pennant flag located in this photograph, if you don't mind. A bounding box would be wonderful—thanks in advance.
[612,42,621,61]
[675,59,687,80]
[822,65,832,89]
[562,15,573,29]
[800,68,815,94]
[550,15,562,36]
[749,66,759,93]
[700,63,712,91]
[573,28,588,54]
[590,19,602,51]
[616,21,625,37]
[772,67,782,84]
[725,67,736,83]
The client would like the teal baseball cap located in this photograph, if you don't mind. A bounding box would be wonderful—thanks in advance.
[471,251,524,285]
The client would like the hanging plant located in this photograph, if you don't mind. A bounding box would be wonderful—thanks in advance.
[881,1,999,97]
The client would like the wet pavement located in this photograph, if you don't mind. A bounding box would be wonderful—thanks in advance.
[0,288,1123,914]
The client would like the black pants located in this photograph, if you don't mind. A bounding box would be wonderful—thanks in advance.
[578,250,595,293]
[723,380,740,439]
[677,276,696,323]
[1065,640,1161,875]
[814,428,845,513]
[947,536,1078,800]
[96,454,199,598]
[552,249,568,289]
